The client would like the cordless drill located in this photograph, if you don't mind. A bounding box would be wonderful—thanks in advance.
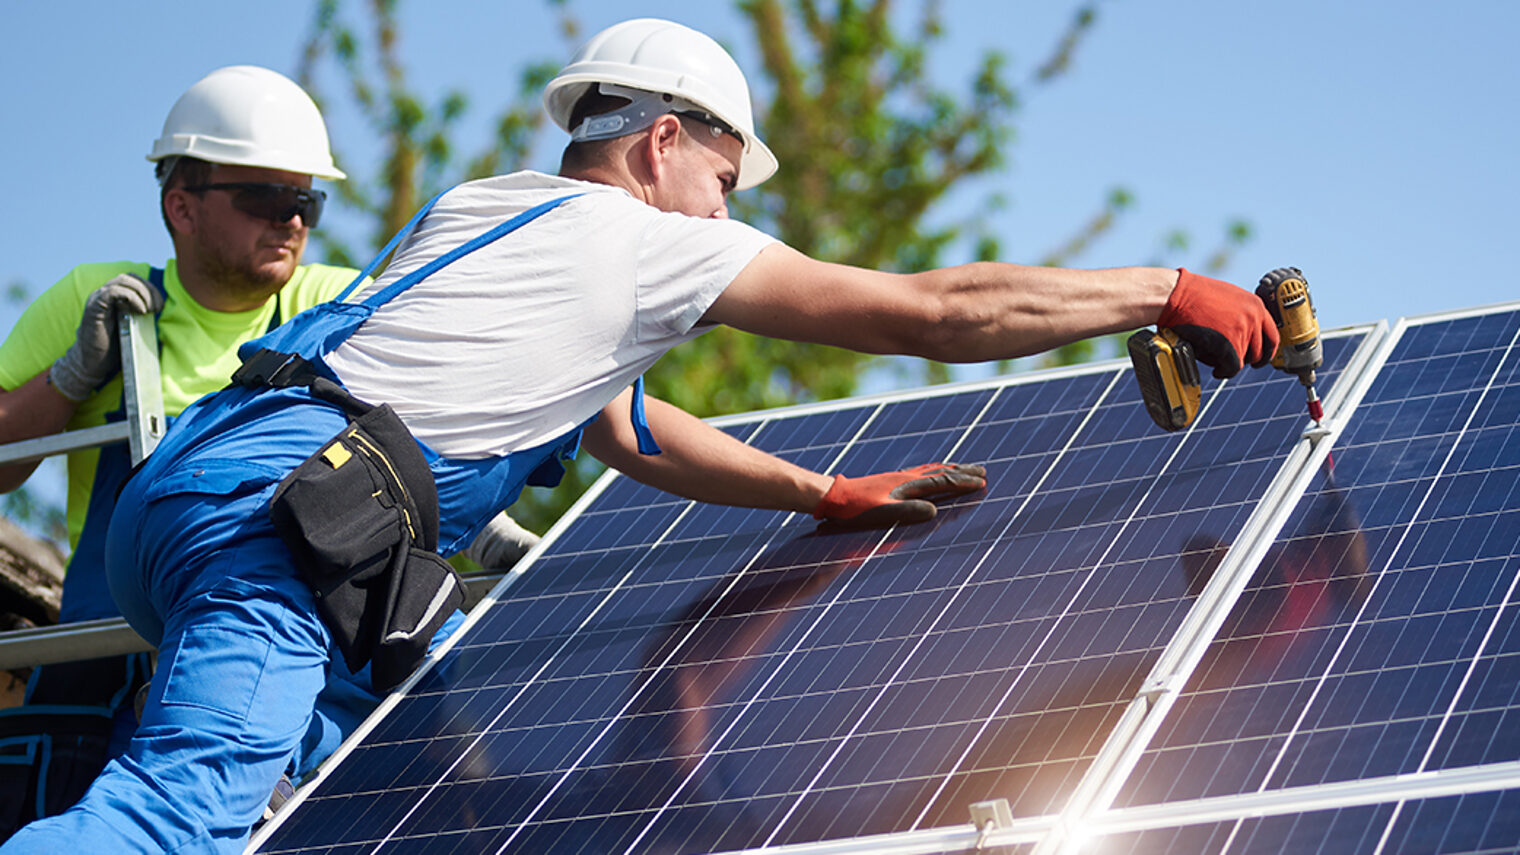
[1129,266,1324,431]
[1256,267,1323,425]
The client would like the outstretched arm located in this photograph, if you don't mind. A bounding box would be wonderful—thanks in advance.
[582,388,985,528]
[583,386,832,513]
[704,245,1275,373]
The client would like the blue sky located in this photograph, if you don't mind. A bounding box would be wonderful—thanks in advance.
[3,0,1516,340]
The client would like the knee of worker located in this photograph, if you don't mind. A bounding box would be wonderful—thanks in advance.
[291,669,382,779]
[112,679,324,845]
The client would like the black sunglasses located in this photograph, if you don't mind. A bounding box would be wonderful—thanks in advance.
[184,182,326,228]
[673,109,744,147]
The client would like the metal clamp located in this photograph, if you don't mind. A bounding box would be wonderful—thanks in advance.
[969,799,1014,851]
[1301,418,1334,444]
[1139,671,1188,705]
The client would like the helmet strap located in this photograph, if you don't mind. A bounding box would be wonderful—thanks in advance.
[569,83,700,143]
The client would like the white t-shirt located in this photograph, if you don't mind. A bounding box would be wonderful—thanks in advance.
[325,171,778,459]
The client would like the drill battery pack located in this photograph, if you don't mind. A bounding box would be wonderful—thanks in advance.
[1128,328,1202,432]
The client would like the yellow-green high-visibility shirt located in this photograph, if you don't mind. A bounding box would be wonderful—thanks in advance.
[0,260,360,551]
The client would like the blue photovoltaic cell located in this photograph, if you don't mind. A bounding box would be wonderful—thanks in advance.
[1098,787,1520,854]
[259,334,1365,855]
[1121,309,1520,813]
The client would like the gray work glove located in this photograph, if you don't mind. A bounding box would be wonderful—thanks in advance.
[465,512,541,569]
[49,273,163,402]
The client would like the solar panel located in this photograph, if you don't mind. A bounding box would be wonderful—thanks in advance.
[252,327,1373,854]
[1119,308,1520,788]
[1096,787,1520,855]
[250,302,1520,855]
[1051,304,1520,853]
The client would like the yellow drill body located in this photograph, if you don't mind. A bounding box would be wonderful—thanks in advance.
[1256,267,1324,423]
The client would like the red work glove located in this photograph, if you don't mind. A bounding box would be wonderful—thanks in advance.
[1159,269,1280,379]
[813,463,987,530]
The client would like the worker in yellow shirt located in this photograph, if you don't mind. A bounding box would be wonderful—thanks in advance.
[0,65,356,836]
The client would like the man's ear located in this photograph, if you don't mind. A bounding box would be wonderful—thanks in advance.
[645,114,684,181]
[163,188,198,236]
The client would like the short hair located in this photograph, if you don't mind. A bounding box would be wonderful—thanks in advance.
[157,156,215,236]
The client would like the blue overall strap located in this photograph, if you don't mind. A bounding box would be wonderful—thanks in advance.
[630,376,662,455]
[340,191,660,454]
[146,266,166,300]
[359,193,584,309]
[146,266,167,348]
[334,188,449,304]
[267,289,282,331]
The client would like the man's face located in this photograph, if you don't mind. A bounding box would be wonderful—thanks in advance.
[651,123,742,220]
[179,164,314,298]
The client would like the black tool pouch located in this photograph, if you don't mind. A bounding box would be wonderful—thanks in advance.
[245,351,462,692]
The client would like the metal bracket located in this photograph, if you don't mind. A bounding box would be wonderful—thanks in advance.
[1300,419,1333,444]
[1139,671,1187,705]
[969,799,1014,851]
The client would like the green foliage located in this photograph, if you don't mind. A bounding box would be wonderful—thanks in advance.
[1,484,68,549]
[296,0,564,267]
[734,1,1018,271]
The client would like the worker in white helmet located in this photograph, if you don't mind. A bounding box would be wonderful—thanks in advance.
[0,19,1274,854]
[0,65,358,838]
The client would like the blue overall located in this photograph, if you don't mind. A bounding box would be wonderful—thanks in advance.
[1,193,629,854]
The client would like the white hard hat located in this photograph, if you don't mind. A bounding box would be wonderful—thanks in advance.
[147,65,345,180]
[544,18,777,191]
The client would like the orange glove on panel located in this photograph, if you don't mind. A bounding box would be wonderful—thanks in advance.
[813,463,987,530]
[1159,268,1280,379]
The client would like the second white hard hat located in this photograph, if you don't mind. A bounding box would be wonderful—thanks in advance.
[544,18,777,191]
[147,65,345,181]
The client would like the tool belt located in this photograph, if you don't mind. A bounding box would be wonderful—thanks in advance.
[232,349,462,691]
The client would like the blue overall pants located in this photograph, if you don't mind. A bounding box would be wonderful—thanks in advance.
[1,194,599,854]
